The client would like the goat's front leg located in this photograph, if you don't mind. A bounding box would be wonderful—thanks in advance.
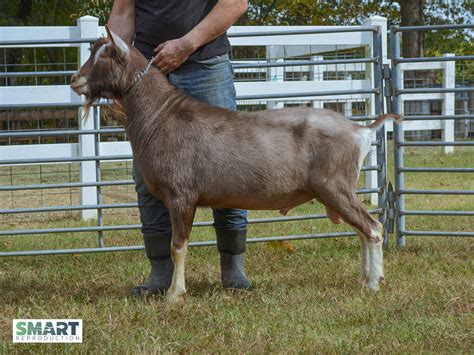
[166,202,196,303]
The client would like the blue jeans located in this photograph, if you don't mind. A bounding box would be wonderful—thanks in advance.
[132,55,248,237]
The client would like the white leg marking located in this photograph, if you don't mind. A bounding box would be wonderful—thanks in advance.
[367,228,384,291]
[358,233,370,286]
[167,243,188,303]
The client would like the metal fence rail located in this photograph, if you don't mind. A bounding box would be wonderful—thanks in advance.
[0,232,358,257]
[390,23,474,248]
[0,210,383,237]
[0,23,389,257]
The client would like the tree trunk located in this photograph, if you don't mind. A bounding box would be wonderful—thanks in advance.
[399,0,433,89]
[16,0,33,22]
[399,0,425,58]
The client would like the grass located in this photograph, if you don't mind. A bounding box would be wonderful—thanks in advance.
[0,146,473,352]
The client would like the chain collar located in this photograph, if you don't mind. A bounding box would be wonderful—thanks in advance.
[124,56,155,95]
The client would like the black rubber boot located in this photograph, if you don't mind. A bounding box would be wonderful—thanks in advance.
[129,234,174,297]
[216,228,251,290]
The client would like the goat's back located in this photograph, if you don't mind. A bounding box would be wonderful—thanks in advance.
[127,98,364,209]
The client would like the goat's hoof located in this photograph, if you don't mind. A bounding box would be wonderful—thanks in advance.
[166,288,186,303]
[166,293,184,303]
[368,283,380,292]
[359,274,369,287]
[367,276,384,292]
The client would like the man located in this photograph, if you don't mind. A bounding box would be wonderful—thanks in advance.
[107,0,250,296]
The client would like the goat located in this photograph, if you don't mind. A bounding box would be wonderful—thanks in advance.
[71,27,401,302]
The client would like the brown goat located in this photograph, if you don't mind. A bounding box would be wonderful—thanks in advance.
[71,27,401,302]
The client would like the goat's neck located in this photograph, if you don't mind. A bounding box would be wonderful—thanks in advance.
[120,54,176,120]
[119,53,179,155]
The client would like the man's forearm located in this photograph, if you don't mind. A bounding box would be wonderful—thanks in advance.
[153,0,247,74]
[182,0,247,52]
[107,0,135,44]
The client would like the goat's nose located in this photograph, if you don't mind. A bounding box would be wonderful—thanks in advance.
[70,73,78,84]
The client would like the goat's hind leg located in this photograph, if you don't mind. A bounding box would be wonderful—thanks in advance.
[366,223,384,291]
[318,191,384,291]
[345,205,383,290]
[166,202,196,303]
[343,201,384,291]
[357,232,370,286]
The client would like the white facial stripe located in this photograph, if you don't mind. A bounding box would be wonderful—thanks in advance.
[93,43,110,64]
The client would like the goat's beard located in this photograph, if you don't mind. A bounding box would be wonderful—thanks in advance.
[81,95,97,123]
[81,94,126,124]
[80,80,127,123]
[107,101,127,123]
[80,85,112,122]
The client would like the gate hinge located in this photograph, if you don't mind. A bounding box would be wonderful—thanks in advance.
[387,182,396,234]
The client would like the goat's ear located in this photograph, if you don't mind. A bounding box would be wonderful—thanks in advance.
[105,25,129,56]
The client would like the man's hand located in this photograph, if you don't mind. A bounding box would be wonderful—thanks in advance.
[153,0,247,74]
[153,37,196,75]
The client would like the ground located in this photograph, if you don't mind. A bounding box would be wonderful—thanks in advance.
[0,146,473,352]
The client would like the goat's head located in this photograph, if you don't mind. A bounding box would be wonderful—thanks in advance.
[71,26,131,106]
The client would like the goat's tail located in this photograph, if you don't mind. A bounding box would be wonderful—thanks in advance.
[366,113,403,129]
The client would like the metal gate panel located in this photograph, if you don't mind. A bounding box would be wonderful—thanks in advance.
[390,24,474,247]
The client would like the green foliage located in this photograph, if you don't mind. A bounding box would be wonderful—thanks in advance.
[0,0,81,26]
[424,1,474,57]
[2,1,472,58]
[0,0,110,26]
[77,0,113,25]
[1,1,472,80]
[423,1,474,81]
[243,1,472,52]
[243,0,400,26]
[241,0,473,79]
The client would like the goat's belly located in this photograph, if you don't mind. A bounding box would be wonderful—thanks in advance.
[198,190,314,211]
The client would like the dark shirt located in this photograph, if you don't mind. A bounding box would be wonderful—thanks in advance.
[134,0,231,61]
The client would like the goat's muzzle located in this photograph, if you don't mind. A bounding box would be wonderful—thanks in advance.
[70,73,89,96]
[70,73,78,84]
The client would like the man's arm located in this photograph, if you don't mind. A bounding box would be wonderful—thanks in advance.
[107,0,135,44]
[154,0,248,74]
